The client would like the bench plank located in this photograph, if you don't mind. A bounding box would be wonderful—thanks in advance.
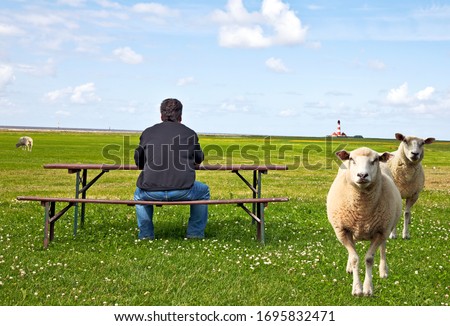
[17,196,288,206]
[16,196,289,248]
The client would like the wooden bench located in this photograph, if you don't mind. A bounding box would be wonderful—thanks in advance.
[16,196,289,248]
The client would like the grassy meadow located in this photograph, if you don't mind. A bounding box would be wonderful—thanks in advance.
[0,130,448,306]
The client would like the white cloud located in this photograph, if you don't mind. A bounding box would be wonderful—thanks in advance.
[131,3,178,16]
[415,86,434,100]
[0,23,24,36]
[177,76,195,86]
[218,25,271,48]
[0,65,15,90]
[261,0,306,44]
[45,82,101,104]
[211,0,260,24]
[409,95,449,114]
[265,57,288,73]
[45,88,70,102]
[113,47,143,64]
[212,0,308,48]
[384,83,448,116]
[387,83,437,105]
[387,82,409,104]
[71,83,101,104]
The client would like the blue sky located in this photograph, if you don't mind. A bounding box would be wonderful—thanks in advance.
[1,0,449,139]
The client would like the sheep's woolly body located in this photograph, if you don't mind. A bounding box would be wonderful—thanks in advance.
[326,147,402,297]
[328,177,399,241]
[383,133,435,239]
[16,136,33,151]
[328,155,401,242]
[387,147,424,199]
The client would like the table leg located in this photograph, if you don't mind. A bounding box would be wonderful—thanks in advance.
[256,202,265,244]
[80,169,87,227]
[43,201,50,249]
[256,171,265,243]
[49,202,56,242]
[73,170,81,236]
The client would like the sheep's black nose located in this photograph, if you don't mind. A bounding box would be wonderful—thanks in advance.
[411,152,419,157]
[357,173,368,179]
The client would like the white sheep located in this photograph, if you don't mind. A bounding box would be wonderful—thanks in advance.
[327,147,402,296]
[16,136,33,151]
[383,133,435,239]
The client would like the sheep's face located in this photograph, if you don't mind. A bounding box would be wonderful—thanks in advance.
[395,133,435,163]
[336,147,392,189]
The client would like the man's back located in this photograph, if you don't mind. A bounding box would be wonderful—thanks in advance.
[135,121,204,191]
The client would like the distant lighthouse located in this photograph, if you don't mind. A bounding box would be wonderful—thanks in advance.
[331,120,347,137]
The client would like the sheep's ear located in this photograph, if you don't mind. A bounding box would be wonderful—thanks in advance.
[336,150,350,161]
[395,133,405,141]
[424,137,435,145]
[379,152,393,163]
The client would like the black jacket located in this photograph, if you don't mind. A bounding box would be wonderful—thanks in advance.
[134,121,204,191]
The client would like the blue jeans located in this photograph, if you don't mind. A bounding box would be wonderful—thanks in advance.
[134,181,210,239]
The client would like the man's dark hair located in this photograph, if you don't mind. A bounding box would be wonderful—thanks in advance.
[161,98,183,122]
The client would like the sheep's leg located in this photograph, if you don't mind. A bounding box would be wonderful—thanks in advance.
[389,223,398,239]
[378,240,388,278]
[347,250,362,296]
[363,234,385,296]
[337,229,362,296]
[403,194,418,239]
[389,201,402,239]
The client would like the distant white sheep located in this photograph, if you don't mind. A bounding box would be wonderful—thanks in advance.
[383,133,435,239]
[327,147,402,296]
[16,136,33,151]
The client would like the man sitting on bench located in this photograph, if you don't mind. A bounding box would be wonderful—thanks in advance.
[134,98,210,240]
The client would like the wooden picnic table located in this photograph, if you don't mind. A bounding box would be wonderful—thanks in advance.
[41,163,289,242]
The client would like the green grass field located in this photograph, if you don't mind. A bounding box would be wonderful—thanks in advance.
[0,130,448,306]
